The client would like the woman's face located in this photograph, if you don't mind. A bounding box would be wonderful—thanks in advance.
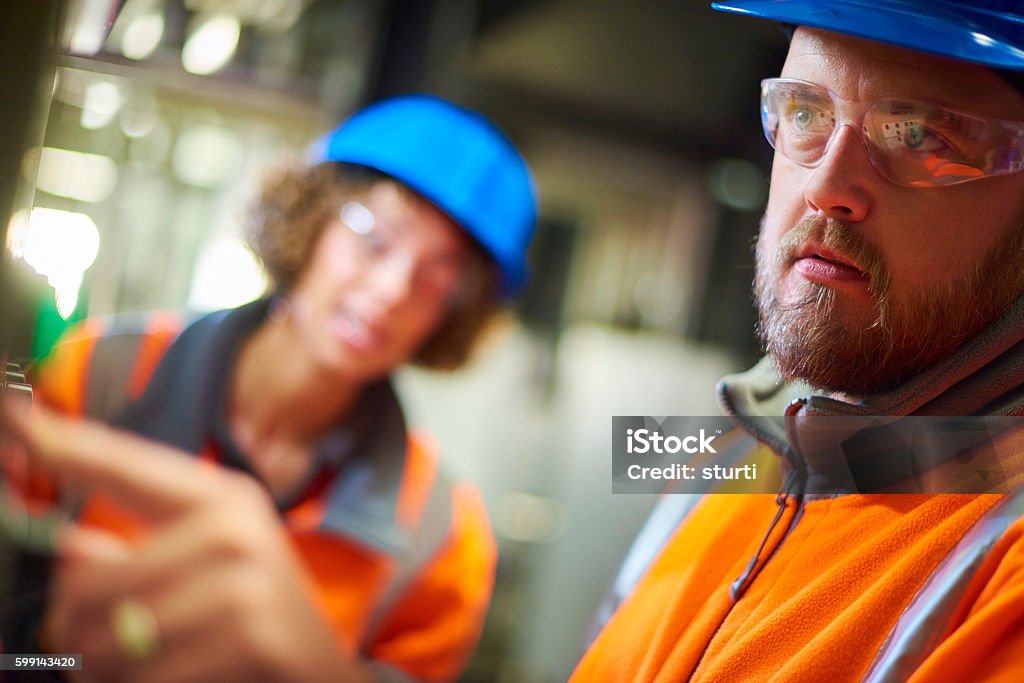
[286,182,473,383]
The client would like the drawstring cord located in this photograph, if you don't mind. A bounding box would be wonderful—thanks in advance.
[729,473,803,601]
[729,398,809,601]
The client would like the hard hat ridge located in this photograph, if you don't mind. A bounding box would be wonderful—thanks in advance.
[712,0,1024,73]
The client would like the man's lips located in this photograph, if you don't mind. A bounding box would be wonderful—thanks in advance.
[793,245,867,283]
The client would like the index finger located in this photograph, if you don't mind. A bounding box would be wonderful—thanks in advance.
[2,397,228,522]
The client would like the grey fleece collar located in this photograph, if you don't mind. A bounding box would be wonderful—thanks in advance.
[717,292,1024,494]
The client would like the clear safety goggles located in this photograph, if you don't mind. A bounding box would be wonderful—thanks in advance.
[338,200,466,302]
[760,78,1024,187]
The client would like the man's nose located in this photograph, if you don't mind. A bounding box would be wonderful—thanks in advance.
[802,124,875,223]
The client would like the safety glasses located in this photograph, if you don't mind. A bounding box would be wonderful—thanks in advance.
[760,78,1024,187]
[338,200,467,302]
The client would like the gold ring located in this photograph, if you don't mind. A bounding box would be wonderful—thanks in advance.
[110,599,160,661]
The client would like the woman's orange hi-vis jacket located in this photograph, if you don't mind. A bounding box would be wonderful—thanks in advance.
[18,299,497,683]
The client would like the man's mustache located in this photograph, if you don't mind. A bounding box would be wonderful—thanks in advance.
[775,216,888,295]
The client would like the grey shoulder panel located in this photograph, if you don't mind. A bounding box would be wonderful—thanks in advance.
[360,465,455,650]
[83,318,153,423]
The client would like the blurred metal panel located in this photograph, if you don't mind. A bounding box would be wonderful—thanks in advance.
[367,0,441,99]
[0,1,64,359]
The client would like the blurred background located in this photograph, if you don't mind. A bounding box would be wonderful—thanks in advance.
[0,1,788,680]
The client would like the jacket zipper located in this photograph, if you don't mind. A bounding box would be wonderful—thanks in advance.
[730,397,809,599]
[688,398,810,681]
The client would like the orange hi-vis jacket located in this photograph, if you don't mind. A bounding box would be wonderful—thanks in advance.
[574,476,1024,682]
[25,300,497,683]
[575,339,1024,682]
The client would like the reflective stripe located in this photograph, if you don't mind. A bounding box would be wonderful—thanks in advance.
[316,380,411,555]
[584,492,704,650]
[396,433,439,528]
[82,313,185,422]
[585,431,759,648]
[84,331,145,421]
[362,438,454,649]
[125,312,182,399]
[864,488,1024,682]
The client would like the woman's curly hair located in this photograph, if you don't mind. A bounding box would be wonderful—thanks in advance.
[247,162,500,370]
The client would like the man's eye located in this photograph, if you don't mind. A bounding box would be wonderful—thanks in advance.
[901,121,953,153]
[904,121,930,149]
[786,104,830,133]
[793,108,815,130]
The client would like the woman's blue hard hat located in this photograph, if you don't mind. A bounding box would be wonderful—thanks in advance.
[711,0,1024,72]
[310,94,537,297]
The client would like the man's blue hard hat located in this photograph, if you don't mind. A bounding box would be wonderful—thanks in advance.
[711,0,1024,72]
[311,94,537,297]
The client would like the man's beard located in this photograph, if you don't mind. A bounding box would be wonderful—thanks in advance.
[755,216,1024,396]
